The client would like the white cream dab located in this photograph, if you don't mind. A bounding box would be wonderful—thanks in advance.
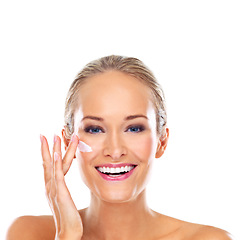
[78,141,92,152]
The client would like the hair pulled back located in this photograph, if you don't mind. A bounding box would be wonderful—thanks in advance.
[64,55,167,140]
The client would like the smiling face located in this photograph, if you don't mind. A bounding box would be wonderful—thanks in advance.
[72,70,164,203]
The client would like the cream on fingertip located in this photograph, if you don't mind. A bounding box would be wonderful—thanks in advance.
[78,141,92,152]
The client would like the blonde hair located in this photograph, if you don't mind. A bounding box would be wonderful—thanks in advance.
[64,55,167,139]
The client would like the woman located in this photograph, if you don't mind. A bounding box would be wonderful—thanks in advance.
[7,55,233,239]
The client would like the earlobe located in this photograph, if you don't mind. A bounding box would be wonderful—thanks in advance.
[155,128,169,159]
[155,140,163,158]
[62,128,77,158]
[62,127,70,151]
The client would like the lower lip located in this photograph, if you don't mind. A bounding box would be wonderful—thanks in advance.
[96,167,137,181]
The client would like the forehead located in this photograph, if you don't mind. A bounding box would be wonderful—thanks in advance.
[76,71,154,117]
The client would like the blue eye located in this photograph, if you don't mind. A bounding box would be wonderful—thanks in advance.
[127,125,145,133]
[84,126,104,134]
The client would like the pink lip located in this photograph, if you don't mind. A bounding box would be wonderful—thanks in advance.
[95,164,137,182]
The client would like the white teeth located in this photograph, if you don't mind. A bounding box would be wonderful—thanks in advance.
[97,165,135,174]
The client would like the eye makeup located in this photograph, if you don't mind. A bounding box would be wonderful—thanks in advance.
[83,124,146,134]
[125,124,145,133]
[84,125,105,134]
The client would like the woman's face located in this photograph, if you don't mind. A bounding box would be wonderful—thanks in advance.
[73,71,162,203]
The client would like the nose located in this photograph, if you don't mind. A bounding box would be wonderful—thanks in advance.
[103,130,127,160]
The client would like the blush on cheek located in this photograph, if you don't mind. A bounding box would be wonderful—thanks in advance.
[130,136,155,162]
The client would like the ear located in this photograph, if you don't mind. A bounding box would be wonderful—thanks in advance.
[155,128,169,158]
[62,127,70,151]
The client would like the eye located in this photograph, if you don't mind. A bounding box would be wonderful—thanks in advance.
[84,126,104,134]
[126,125,145,133]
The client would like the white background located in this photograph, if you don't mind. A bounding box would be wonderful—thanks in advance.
[0,0,239,239]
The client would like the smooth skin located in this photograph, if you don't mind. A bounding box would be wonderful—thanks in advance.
[7,71,234,240]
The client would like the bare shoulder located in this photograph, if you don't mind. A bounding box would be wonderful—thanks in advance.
[153,212,234,240]
[6,215,55,240]
[190,225,234,240]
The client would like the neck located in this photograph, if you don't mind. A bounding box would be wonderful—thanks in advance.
[82,190,155,240]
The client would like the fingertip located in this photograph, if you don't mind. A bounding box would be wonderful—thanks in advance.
[54,134,58,143]
[70,133,79,143]
[40,134,44,143]
[75,134,79,142]
[54,134,63,144]
[53,134,62,154]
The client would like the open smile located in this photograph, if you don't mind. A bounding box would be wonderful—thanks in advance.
[95,163,137,181]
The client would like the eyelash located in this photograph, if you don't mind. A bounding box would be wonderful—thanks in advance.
[84,126,104,134]
[84,125,145,134]
[126,125,145,133]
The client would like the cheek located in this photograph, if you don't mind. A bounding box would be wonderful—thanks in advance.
[75,137,105,167]
[75,149,98,188]
[76,133,157,167]
[127,135,156,163]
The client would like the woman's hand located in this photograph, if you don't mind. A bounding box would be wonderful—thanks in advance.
[40,134,83,240]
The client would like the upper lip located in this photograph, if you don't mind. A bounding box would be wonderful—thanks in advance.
[95,163,137,168]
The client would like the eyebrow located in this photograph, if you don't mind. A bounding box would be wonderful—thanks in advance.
[81,116,104,122]
[124,114,148,121]
[81,114,148,122]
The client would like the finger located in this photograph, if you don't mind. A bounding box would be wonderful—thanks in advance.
[54,152,76,209]
[54,152,65,184]
[62,134,79,175]
[54,152,72,199]
[53,135,62,158]
[40,135,52,183]
[49,151,62,232]
[53,152,83,236]
[52,135,61,189]
[54,153,78,218]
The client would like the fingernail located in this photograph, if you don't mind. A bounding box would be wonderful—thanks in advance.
[70,133,76,142]
[40,134,43,143]
[54,152,59,161]
[54,135,58,143]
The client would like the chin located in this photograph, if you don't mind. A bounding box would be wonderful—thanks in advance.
[93,185,144,204]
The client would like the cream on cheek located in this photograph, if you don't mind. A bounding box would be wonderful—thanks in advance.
[77,137,104,164]
[73,108,95,164]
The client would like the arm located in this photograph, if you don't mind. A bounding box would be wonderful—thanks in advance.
[6,216,55,240]
[7,134,83,240]
[41,134,83,240]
